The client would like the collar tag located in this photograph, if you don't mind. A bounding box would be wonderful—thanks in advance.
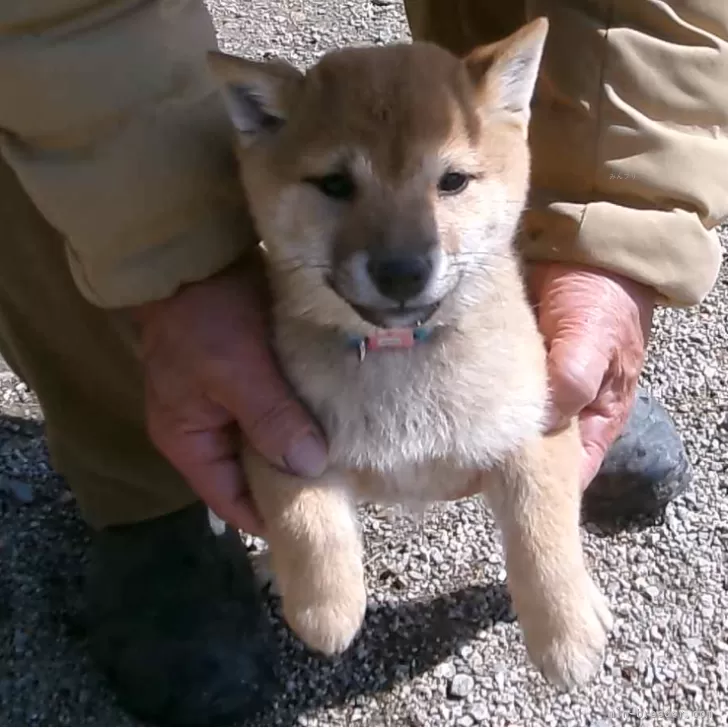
[348,326,431,362]
[367,329,416,351]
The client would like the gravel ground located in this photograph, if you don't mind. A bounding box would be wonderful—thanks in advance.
[2,1,728,725]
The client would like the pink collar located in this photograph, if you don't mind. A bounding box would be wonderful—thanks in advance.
[347,327,432,362]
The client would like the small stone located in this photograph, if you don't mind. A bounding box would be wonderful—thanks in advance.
[13,627,28,655]
[457,717,475,727]
[644,585,660,601]
[0,478,34,504]
[458,644,474,660]
[448,674,475,699]
[435,662,456,679]
[470,703,489,722]
[468,651,484,669]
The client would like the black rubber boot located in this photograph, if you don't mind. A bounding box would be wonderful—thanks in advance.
[84,503,278,726]
[583,386,692,525]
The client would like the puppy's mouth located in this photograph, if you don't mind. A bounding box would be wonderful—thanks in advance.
[326,273,450,329]
[348,301,441,329]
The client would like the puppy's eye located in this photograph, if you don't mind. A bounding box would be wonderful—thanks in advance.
[438,171,470,195]
[305,173,356,201]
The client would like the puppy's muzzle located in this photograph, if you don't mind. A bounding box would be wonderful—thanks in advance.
[328,247,450,329]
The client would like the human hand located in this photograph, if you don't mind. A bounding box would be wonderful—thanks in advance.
[527,263,656,488]
[130,252,327,536]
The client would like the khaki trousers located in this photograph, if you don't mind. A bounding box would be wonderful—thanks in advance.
[0,158,196,528]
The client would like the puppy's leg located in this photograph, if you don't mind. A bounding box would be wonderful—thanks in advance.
[242,448,366,656]
[486,421,613,689]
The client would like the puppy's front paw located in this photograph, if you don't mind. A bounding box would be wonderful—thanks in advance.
[522,576,613,690]
[284,585,367,656]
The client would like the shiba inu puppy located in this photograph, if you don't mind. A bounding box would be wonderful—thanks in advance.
[207,17,613,690]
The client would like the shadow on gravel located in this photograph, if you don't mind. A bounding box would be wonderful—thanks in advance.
[1,410,515,726]
[0,412,120,726]
[0,411,43,431]
[252,582,514,727]
[0,411,67,516]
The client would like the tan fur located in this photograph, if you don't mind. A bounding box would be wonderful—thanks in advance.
[208,17,613,690]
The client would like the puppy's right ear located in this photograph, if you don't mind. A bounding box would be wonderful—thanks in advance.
[207,51,304,146]
[464,17,548,133]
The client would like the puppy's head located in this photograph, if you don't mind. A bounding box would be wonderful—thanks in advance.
[209,19,548,332]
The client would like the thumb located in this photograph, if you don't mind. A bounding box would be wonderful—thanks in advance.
[545,336,610,430]
[218,334,329,479]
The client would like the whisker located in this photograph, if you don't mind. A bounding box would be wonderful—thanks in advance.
[271,259,332,275]
[449,250,512,259]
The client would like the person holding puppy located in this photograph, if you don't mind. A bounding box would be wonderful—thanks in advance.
[0,0,724,723]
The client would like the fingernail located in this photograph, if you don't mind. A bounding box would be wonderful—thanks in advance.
[283,433,328,478]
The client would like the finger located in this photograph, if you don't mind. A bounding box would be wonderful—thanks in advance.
[579,417,612,488]
[545,337,611,431]
[578,405,629,489]
[147,405,265,535]
[179,436,265,536]
[209,335,328,479]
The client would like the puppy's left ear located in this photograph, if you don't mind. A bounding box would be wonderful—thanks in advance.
[207,51,304,146]
[464,17,549,131]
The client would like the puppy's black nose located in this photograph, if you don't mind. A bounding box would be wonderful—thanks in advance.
[366,253,434,303]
